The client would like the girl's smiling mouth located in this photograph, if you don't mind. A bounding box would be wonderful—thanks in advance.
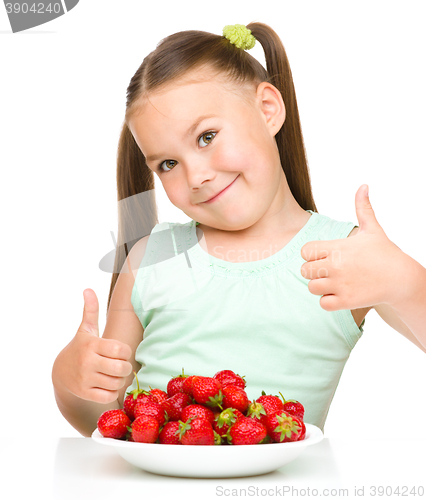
[201,175,240,204]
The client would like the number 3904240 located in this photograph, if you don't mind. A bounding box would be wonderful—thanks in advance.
[5,3,61,14]
[370,485,424,496]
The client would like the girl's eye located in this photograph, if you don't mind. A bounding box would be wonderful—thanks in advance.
[198,131,217,148]
[157,131,216,172]
[159,159,178,173]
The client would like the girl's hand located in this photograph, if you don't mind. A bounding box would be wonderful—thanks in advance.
[55,289,133,404]
[300,185,414,311]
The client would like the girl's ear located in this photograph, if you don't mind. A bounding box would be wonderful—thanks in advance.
[256,82,286,137]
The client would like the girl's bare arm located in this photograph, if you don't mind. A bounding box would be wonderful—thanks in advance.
[52,237,148,436]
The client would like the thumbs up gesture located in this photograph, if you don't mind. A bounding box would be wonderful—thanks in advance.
[57,289,133,404]
[300,185,411,311]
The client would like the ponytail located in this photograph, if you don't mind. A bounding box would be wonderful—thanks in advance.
[247,23,317,213]
[106,123,158,313]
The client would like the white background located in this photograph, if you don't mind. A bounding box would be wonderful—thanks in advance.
[1,0,425,444]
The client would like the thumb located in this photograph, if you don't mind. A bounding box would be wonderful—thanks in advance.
[80,288,99,336]
[355,184,381,233]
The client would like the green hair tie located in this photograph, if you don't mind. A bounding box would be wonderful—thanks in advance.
[222,24,256,50]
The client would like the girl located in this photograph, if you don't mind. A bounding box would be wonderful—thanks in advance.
[52,23,426,438]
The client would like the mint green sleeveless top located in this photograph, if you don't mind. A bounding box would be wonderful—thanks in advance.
[127,210,365,431]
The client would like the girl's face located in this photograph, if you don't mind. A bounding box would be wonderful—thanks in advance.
[128,70,289,233]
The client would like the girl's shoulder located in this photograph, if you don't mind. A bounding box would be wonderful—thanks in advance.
[131,219,196,270]
[150,219,194,235]
[308,210,359,241]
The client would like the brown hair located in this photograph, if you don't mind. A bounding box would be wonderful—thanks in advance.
[107,22,317,313]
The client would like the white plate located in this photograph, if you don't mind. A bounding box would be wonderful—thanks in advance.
[91,423,323,478]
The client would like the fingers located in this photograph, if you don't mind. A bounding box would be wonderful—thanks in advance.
[81,289,99,336]
[301,241,330,262]
[71,354,132,403]
[96,338,132,361]
[85,369,132,404]
[83,388,121,405]
[92,372,130,392]
[301,260,330,280]
[96,355,133,378]
[319,294,342,312]
[307,277,334,296]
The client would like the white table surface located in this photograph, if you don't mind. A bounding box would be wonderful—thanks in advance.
[3,436,425,499]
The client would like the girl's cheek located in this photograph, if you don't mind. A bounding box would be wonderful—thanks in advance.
[212,143,252,174]
[161,179,185,207]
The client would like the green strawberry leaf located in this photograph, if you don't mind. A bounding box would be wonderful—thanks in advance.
[206,390,224,409]
[178,419,192,440]
[214,431,222,445]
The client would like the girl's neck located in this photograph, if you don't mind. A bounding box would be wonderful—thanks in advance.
[196,192,311,260]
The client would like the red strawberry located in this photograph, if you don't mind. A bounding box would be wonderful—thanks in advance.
[130,414,160,443]
[192,376,223,408]
[179,418,215,445]
[213,408,244,438]
[149,387,168,405]
[222,386,249,413]
[124,392,155,421]
[123,372,152,420]
[97,409,131,440]
[297,420,306,441]
[281,396,305,421]
[256,393,284,415]
[266,410,303,443]
[227,416,267,445]
[213,369,246,389]
[182,375,196,397]
[246,400,269,427]
[181,404,215,425]
[161,392,192,421]
[166,369,188,397]
[159,421,181,445]
[134,398,166,426]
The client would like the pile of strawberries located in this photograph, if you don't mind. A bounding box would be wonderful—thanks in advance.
[97,369,306,446]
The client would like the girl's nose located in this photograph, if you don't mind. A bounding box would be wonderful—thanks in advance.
[185,157,216,190]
